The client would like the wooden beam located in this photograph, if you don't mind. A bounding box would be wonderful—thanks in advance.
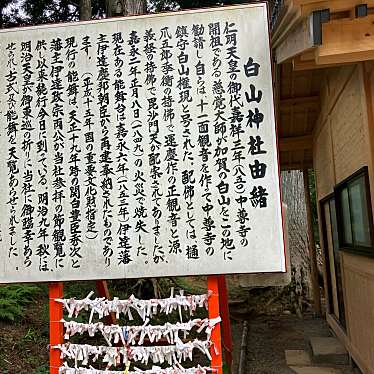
[279,135,313,152]
[280,161,313,171]
[292,54,344,71]
[290,0,374,18]
[281,161,313,170]
[293,56,322,71]
[275,9,329,62]
[299,50,315,61]
[273,0,374,65]
[273,0,374,48]
[280,95,320,111]
[316,15,374,65]
[272,0,302,47]
[276,17,314,63]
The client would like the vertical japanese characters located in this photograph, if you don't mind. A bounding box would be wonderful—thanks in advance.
[5,42,20,264]
[35,39,50,271]
[50,37,67,268]
[97,33,114,266]
[65,36,83,269]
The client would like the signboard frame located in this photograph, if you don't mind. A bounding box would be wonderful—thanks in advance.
[0,2,286,283]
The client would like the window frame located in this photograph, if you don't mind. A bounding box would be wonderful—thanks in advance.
[319,193,335,316]
[334,166,374,257]
[319,193,347,329]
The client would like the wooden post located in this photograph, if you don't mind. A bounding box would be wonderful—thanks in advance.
[218,275,233,370]
[208,276,223,374]
[49,282,64,374]
[303,168,322,316]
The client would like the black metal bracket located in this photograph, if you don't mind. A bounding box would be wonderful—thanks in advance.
[355,4,368,17]
[311,9,330,45]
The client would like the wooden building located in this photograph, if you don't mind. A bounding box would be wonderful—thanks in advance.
[272,1,374,372]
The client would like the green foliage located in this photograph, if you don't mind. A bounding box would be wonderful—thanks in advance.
[23,327,37,342]
[0,0,19,27]
[222,362,231,374]
[32,365,49,374]
[0,298,22,321]
[0,284,41,322]
[148,0,249,12]
[22,0,107,25]
[0,0,257,28]
[173,277,206,295]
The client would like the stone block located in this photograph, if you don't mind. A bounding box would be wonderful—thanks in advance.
[309,337,348,365]
[285,350,312,366]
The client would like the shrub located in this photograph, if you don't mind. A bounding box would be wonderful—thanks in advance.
[0,284,41,322]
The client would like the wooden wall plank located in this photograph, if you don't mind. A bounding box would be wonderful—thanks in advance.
[312,62,374,374]
[361,61,374,215]
[313,119,335,199]
[279,135,313,151]
[343,252,374,373]
[313,65,355,139]
[330,67,368,183]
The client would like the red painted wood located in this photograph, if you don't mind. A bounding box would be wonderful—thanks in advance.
[218,275,233,370]
[208,276,223,374]
[49,282,64,374]
[49,279,225,373]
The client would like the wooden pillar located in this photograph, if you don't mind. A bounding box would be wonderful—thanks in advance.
[303,168,322,316]
[218,275,233,370]
[208,276,223,374]
[49,282,64,374]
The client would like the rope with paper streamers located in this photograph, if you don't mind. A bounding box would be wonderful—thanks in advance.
[58,363,216,373]
[62,317,221,346]
[53,290,218,373]
[54,340,212,367]
[56,289,211,323]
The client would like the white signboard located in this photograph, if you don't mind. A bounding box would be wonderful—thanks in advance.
[0,3,285,283]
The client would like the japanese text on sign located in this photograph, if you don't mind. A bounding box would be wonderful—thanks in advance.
[0,3,285,283]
